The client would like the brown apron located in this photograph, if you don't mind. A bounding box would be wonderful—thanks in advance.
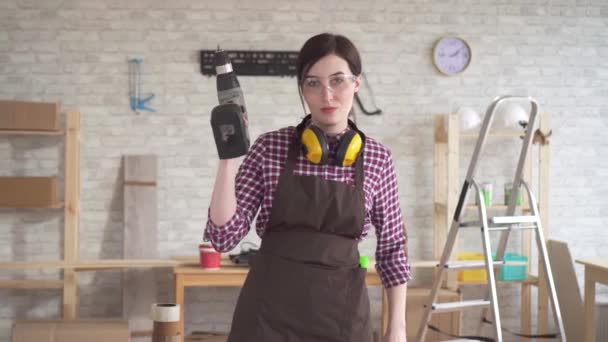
[227,134,372,342]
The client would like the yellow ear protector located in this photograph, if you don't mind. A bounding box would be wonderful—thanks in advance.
[297,115,364,167]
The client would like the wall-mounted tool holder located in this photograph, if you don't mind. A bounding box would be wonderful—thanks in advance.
[128,57,155,113]
[200,50,298,77]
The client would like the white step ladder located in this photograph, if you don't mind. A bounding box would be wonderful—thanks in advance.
[415,96,566,342]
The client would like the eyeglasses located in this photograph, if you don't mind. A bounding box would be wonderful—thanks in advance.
[301,74,357,94]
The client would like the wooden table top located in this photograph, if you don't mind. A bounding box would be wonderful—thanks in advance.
[575,257,608,270]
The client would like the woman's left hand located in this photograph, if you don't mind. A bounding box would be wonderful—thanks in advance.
[382,328,407,342]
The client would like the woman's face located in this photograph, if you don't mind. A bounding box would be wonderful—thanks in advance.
[301,54,360,135]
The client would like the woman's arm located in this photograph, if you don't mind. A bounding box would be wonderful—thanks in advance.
[370,149,411,341]
[209,158,239,226]
[204,135,266,252]
[384,283,407,341]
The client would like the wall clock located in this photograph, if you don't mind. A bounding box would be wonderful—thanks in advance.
[433,36,472,76]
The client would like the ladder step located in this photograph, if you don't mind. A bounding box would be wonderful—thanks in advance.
[491,215,537,224]
[488,224,537,231]
[459,220,481,227]
[431,299,490,313]
[442,260,504,270]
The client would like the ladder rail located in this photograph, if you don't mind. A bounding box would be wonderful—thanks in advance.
[522,181,567,339]
[415,205,463,342]
[474,181,503,341]
[494,97,539,264]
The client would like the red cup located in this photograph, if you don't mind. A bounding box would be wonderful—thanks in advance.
[199,244,221,269]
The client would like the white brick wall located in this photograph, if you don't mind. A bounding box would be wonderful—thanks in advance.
[1,0,607,340]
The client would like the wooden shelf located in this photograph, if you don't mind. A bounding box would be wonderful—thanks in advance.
[0,202,64,209]
[461,132,523,139]
[458,275,538,286]
[1,104,82,319]
[0,129,64,136]
[436,202,528,212]
[0,259,189,271]
[0,279,64,289]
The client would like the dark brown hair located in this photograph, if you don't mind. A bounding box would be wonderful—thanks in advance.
[296,33,362,84]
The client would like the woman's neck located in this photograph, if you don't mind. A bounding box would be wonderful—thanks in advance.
[311,121,348,136]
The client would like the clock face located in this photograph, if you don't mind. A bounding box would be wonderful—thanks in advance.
[433,37,471,75]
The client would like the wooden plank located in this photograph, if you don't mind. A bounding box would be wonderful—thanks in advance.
[434,115,447,143]
[445,113,459,289]
[123,155,158,336]
[63,110,80,320]
[76,259,176,271]
[0,100,60,131]
[461,133,523,139]
[537,112,550,333]
[520,127,533,340]
[0,259,183,270]
[0,129,63,135]
[434,116,447,262]
[547,240,584,341]
[0,279,64,289]
[520,283,532,341]
[0,177,59,208]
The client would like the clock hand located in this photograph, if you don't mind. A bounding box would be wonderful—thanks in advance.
[449,47,462,57]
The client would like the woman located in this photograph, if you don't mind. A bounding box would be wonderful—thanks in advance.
[205,33,411,342]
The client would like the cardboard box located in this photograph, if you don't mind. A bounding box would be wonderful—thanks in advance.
[0,177,59,207]
[12,320,130,342]
[0,100,60,131]
[406,288,462,341]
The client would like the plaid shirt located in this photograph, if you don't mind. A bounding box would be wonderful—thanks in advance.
[204,125,411,288]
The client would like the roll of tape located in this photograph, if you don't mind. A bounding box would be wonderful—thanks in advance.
[151,303,180,322]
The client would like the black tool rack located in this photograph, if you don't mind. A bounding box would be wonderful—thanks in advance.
[200,50,298,77]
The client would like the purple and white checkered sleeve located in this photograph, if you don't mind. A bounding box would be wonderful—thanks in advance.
[203,135,266,252]
[372,151,412,288]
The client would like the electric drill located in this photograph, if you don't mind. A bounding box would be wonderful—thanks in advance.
[210,49,250,159]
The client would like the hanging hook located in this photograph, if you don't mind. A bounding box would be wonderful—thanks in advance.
[128,57,155,113]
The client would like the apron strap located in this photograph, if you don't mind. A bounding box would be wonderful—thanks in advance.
[354,145,364,192]
[285,138,300,173]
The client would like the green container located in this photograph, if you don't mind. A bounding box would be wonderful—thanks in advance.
[499,253,528,281]
[359,255,370,269]
[504,183,523,206]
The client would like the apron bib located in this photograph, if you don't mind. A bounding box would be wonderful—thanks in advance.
[228,133,372,342]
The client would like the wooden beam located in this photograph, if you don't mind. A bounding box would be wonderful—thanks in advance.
[0,129,63,135]
[434,115,447,143]
[445,113,459,289]
[537,112,551,334]
[0,279,64,289]
[0,259,182,270]
[63,110,80,320]
[521,121,534,339]
[434,116,447,264]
